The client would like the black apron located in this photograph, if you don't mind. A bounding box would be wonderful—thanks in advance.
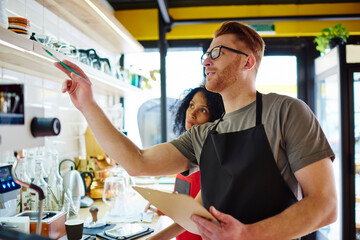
[199,91,298,224]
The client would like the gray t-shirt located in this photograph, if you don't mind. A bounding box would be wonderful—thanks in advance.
[170,93,334,199]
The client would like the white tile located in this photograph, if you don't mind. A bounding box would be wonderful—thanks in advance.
[43,89,59,107]
[25,85,43,105]
[58,122,78,138]
[26,0,43,15]
[25,0,43,32]
[25,74,43,88]
[58,93,76,108]
[27,10,43,34]
[43,7,58,39]
[54,136,80,155]
[6,0,26,18]
[58,18,73,44]
[2,68,25,83]
[44,103,59,117]
[43,79,60,91]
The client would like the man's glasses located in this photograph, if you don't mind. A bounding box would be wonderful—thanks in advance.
[201,45,249,64]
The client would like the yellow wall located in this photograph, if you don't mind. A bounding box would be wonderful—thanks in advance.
[115,3,360,41]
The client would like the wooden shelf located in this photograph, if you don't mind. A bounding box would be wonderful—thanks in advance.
[0,28,141,96]
[35,0,143,54]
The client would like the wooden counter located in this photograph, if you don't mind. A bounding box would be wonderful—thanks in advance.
[77,184,175,240]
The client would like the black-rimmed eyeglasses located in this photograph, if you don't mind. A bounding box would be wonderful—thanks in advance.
[201,45,249,64]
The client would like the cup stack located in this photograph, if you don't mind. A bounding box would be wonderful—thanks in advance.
[8,17,30,37]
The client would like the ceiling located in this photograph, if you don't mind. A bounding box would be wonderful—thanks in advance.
[108,0,360,10]
[108,0,360,41]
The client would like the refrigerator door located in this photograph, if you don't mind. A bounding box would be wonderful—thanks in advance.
[315,47,342,240]
[353,71,360,239]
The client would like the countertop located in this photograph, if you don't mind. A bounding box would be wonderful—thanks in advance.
[76,183,175,240]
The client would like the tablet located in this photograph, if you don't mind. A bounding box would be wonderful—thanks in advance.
[133,186,219,235]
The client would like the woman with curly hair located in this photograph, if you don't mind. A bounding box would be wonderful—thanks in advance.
[146,86,224,240]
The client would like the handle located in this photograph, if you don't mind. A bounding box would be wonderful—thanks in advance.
[89,206,99,223]
[58,159,76,177]
[80,171,94,192]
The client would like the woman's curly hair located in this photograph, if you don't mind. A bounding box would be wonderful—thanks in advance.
[172,86,224,135]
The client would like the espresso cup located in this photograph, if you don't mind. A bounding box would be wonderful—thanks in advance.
[65,219,84,240]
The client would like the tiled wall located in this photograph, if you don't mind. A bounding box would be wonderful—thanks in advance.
[0,0,126,161]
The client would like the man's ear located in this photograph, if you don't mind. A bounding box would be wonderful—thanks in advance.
[244,55,256,70]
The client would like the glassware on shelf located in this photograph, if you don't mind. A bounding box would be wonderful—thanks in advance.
[100,58,112,75]
[57,44,78,58]
[30,32,57,48]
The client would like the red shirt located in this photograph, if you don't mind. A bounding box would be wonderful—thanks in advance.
[174,171,202,240]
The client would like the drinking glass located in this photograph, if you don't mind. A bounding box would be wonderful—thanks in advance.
[102,177,127,216]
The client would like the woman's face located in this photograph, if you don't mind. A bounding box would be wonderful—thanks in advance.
[185,91,211,130]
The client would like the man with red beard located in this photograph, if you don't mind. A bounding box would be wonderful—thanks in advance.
[56,21,337,240]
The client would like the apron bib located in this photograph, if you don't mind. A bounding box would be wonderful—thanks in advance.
[199,91,298,224]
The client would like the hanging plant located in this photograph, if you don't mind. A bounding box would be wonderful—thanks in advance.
[313,23,350,54]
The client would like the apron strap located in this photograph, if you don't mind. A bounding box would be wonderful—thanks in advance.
[256,91,262,126]
[211,112,225,132]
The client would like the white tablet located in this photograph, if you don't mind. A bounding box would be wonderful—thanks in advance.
[133,186,219,235]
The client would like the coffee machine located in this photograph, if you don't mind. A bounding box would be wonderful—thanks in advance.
[0,165,21,210]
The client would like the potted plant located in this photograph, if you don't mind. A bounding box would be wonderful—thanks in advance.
[313,23,350,54]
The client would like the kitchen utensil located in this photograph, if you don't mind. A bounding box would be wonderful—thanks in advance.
[83,206,106,228]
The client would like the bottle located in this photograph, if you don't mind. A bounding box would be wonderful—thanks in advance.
[36,147,48,182]
[47,150,63,211]
[26,149,36,182]
[30,157,48,211]
[16,152,32,212]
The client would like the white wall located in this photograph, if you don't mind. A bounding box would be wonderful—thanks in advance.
[0,0,126,161]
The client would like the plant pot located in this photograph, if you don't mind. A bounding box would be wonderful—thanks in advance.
[329,37,345,49]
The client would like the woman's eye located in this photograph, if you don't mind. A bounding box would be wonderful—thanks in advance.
[201,109,208,113]
[189,103,194,108]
